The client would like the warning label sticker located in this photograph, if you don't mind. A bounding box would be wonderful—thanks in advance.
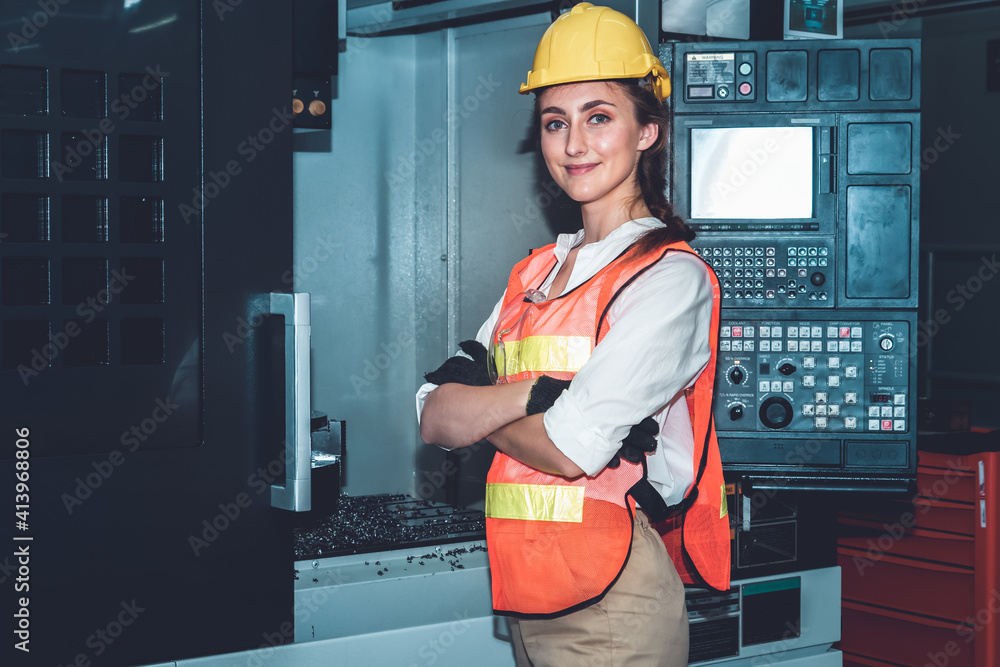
[687,53,735,86]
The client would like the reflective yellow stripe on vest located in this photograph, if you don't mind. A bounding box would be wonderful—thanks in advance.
[493,335,591,379]
[485,483,585,523]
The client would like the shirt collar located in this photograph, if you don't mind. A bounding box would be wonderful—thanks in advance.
[552,217,665,262]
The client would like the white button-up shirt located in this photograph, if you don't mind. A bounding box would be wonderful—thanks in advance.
[417,217,714,505]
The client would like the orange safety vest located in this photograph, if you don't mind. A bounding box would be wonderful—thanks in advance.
[485,238,730,618]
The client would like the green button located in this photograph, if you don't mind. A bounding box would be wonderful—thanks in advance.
[739,62,752,76]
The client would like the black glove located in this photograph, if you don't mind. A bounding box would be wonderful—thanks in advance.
[606,417,659,469]
[423,340,492,387]
[526,375,572,416]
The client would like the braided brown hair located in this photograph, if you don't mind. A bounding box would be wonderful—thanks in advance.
[612,80,696,256]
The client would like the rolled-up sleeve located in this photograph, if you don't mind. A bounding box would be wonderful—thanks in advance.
[542,252,714,476]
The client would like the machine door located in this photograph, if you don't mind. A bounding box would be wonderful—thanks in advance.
[1,2,294,665]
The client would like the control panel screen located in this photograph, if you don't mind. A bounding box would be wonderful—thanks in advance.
[690,127,813,220]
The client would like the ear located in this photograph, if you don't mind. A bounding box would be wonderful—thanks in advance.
[637,122,659,151]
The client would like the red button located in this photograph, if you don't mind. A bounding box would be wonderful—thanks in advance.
[732,327,743,338]
[881,419,893,431]
[738,82,752,96]
[839,327,851,338]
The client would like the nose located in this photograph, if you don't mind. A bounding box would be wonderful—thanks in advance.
[565,122,586,157]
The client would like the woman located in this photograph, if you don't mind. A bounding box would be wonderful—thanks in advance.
[417,4,730,664]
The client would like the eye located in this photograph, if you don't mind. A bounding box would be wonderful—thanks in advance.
[543,118,567,132]
[588,113,612,125]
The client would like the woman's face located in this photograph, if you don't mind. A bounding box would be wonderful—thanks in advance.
[538,81,657,210]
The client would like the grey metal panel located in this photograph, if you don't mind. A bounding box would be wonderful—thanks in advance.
[165,618,515,667]
[293,541,493,640]
[293,33,419,496]
[453,14,567,340]
[835,111,920,309]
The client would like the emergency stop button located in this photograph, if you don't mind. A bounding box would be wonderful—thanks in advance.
[738,82,752,96]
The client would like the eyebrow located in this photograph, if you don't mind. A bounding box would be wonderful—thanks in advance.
[540,100,617,115]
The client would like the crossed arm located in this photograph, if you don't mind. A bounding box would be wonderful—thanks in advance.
[419,381,586,478]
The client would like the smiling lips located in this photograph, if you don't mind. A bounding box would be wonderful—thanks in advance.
[565,162,599,175]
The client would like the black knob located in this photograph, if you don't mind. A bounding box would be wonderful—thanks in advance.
[778,363,797,376]
[810,272,826,286]
[729,366,745,385]
[759,396,793,429]
[729,404,744,421]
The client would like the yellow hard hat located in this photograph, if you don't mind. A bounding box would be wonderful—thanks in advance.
[520,3,671,101]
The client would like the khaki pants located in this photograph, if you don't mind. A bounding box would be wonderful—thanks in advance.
[509,510,689,667]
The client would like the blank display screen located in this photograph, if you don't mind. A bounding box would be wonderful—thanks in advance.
[690,127,814,219]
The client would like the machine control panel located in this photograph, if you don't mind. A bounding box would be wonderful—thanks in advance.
[692,238,835,307]
[715,317,910,435]
[684,51,757,102]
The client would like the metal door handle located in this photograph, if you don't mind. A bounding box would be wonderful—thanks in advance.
[269,292,311,511]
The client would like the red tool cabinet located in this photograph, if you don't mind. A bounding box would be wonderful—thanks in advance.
[837,440,999,667]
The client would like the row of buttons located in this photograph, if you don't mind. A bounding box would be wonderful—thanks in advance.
[725,291,827,301]
[722,326,864,338]
[803,403,845,416]
[699,247,775,257]
[870,405,907,418]
[871,419,906,431]
[726,268,777,278]
[798,417,906,431]
[788,247,829,257]
[709,257,772,268]
[722,340,863,352]
[758,376,858,391]
[788,257,829,268]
